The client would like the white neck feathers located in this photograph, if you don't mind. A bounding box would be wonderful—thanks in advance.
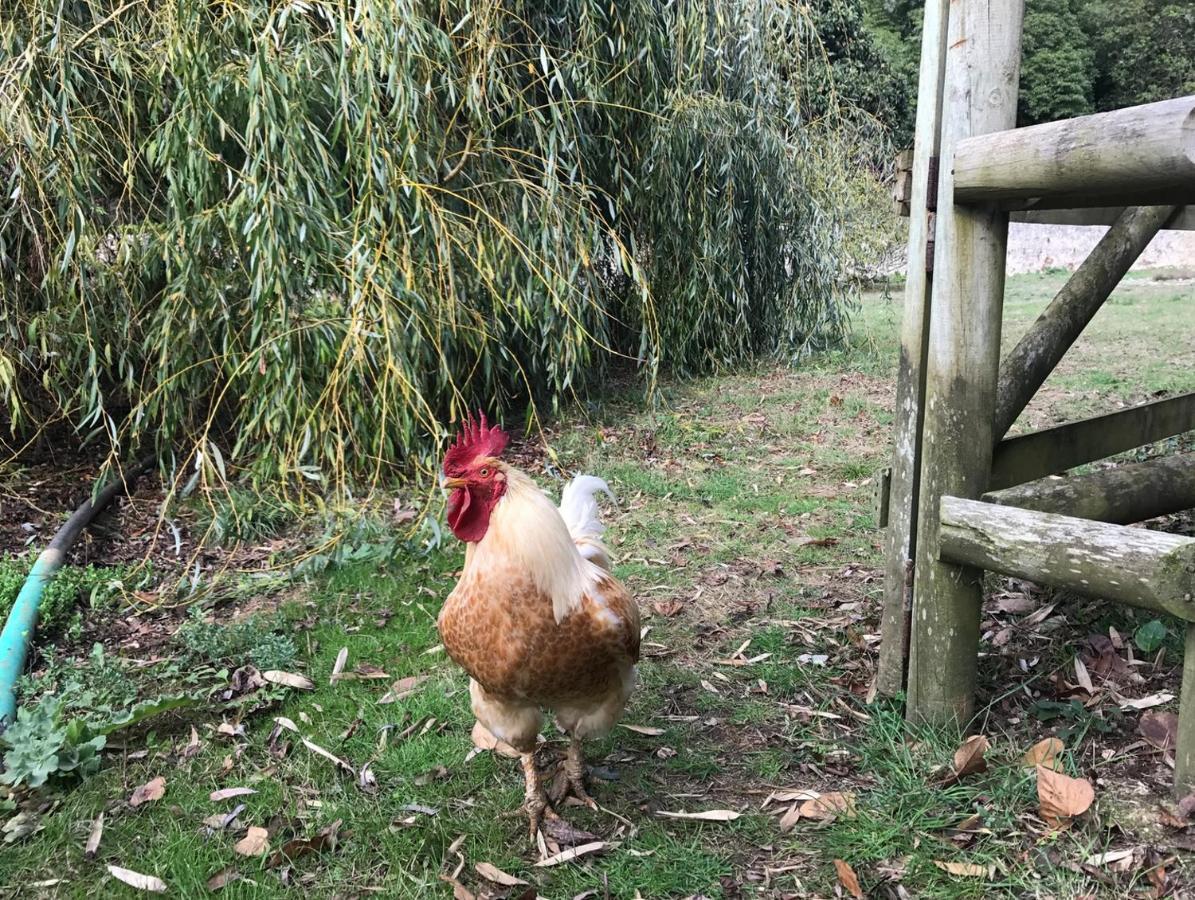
[465,468,599,623]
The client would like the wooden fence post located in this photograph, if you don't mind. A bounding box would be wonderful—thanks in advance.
[905,0,1025,726]
[876,0,951,697]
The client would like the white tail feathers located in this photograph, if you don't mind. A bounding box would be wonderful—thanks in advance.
[559,475,616,572]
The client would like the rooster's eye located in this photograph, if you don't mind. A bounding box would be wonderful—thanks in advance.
[479,467,490,478]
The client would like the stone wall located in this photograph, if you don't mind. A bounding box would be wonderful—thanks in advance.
[1005,222,1195,275]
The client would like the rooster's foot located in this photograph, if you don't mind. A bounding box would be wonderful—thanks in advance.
[525,795,563,842]
[521,751,561,842]
[563,737,599,810]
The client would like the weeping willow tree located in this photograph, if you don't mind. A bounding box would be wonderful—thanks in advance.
[1,0,867,500]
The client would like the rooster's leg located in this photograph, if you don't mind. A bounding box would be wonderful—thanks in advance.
[564,736,598,809]
[521,752,558,840]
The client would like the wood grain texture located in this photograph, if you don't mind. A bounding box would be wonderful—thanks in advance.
[990,391,1195,490]
[905,0,1024,726]
[954,96,1195,208]
[877,0,952,698]
[1178,624,1195,796]
[937,496,1195,621]
[985,452,1195,525]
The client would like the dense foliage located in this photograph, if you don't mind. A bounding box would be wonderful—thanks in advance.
[1019,0,1095,123]
[865,0,1195,128]
[1,0,878,497]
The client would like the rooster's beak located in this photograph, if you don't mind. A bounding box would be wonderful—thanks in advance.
[441,476,468,490]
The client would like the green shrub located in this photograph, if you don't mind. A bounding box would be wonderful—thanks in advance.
[176,609,296,671]
[1,0,870,499]
[0,558,141,633]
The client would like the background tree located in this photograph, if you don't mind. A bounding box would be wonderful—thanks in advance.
[1,0,876,499]
[1019,0,1095,124]
[1083,0,1195,112]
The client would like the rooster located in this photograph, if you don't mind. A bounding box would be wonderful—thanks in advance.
[437,414,640,840]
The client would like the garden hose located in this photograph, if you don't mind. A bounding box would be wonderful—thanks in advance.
[0,457,153,725]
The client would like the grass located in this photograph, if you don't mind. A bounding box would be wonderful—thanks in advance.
[2,268,1195,897]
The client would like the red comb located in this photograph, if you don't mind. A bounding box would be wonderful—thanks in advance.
[443,411,509,472]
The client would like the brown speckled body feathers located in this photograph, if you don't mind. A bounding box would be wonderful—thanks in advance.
[439,561,639,704]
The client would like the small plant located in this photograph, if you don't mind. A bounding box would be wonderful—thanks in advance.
[193,488,297,546]
[0,698,104,789]
[176,609,296,671]
[1028,698,1121,745]
[0,558,149,633]
[19,644,140,719]
[0,692,201,789]
[1134,619,1169,654]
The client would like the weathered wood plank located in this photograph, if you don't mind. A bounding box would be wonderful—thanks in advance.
[1011,206,1195,231]
[954,96,1195,208]
[984,452,1195,524]
[990,392,1195,490]
[905,0,1024,726]
[1178,625,1195,796]
[938,496,1195,621]
[994,206,1178,438]
[876,0,952,697]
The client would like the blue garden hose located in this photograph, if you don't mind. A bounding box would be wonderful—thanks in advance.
[0,458,152,725]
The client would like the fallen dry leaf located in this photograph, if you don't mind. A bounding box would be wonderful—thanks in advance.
[994,594,1034,614]
[331,647,349,683]
[334,663,391,682]
[202,803,246,832]
[934,860,992,878]
[1037,764,1095,827]
[1120,692,1175,711]
[266,819,341,868]
[84,813,104,860]
[834,859,864,899]
[300,737,355,774]
[1021,737,1064,770]
[778,803,801,832]
[1138,712,1178,751]
[439,874,476,900]
[470,721,520,759]
[358,762,379,795]
[108,865,167,893]
[180,726,202,760]
[3,811,41,843]
[378,675,428,704]
[798,792,856,821]
[652,599,685,617]
[210,787,257,802]
[1084,848,1137,867]
[769,789,822,804]
[206,866,240,891]
[620,724,665,736]
[657,809,741,822]
[234,826,270,857]
[262,670,315,690]
[798,536,838,548]
[534,840,610,867]
[1073,656,1095,694]
[542,815,600,847]
[941,735,989,784]
[129,777,166,808]
[474,862,528,886]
